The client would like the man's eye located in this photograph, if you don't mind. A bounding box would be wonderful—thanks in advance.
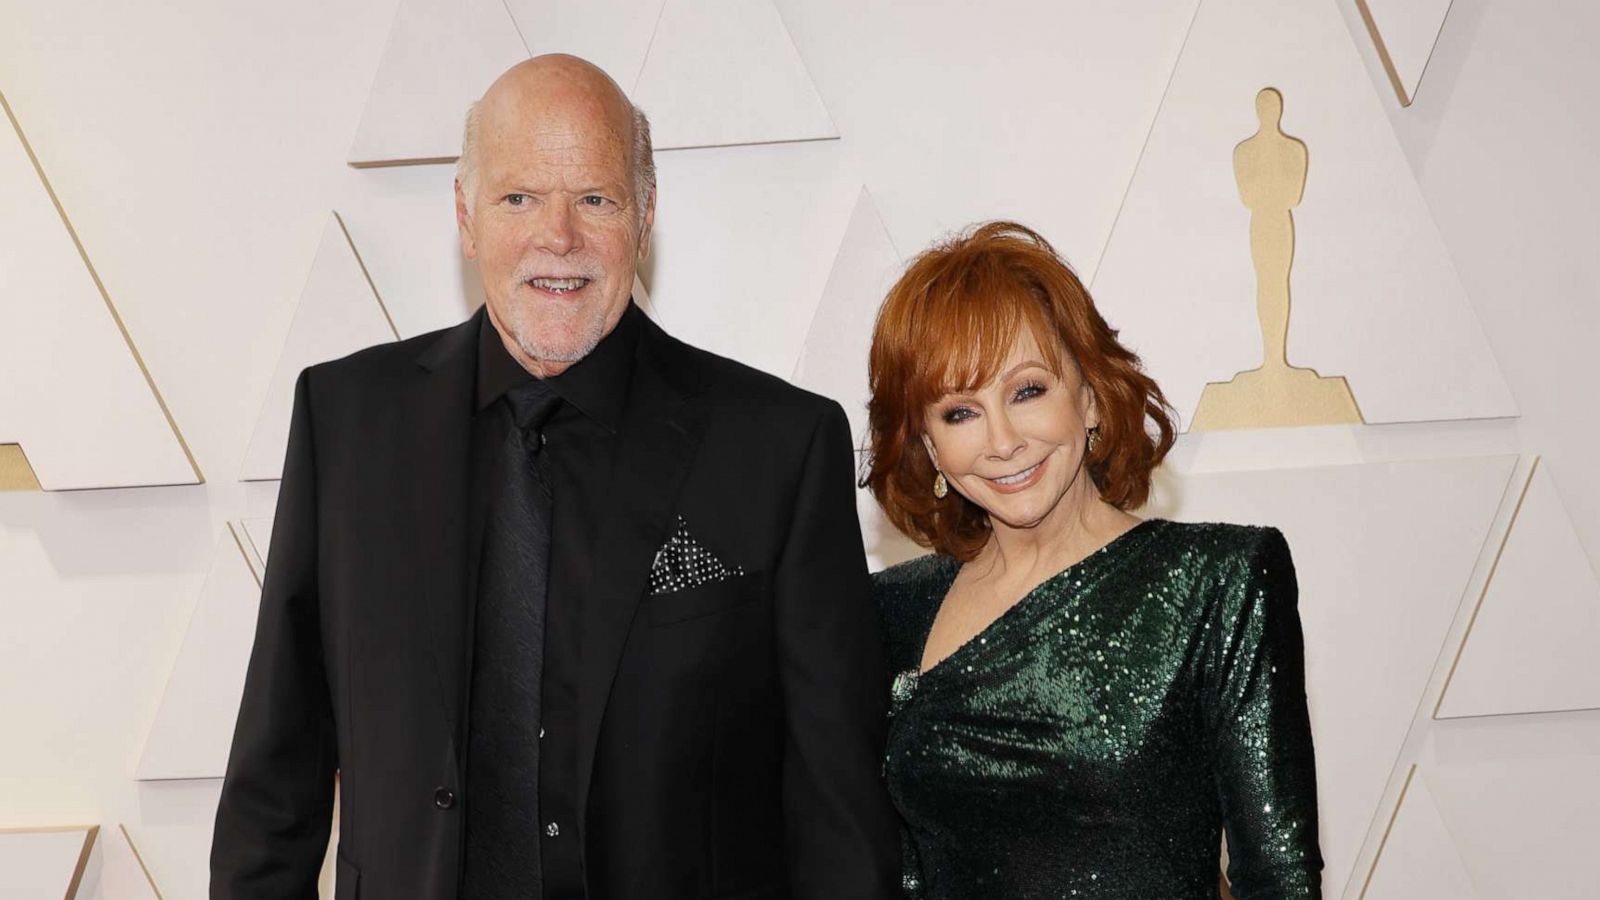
[505,194,529,206]
[581,195,612,208]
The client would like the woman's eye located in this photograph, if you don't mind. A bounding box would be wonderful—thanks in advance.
[1013,382,1047,402]
[941,406,976,425]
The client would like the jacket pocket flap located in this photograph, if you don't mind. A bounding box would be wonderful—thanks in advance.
[647,571,762,625]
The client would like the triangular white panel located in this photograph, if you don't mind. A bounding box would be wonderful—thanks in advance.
[88,825,161,900]
[772,0,1198,287]
[506,0,664,90]
[1364,770,1479,900]
[242,214,399,481]
[339,165,480,339]
[1438,462,1600,718]
[632,0,837,150]
[792,188,902,449]
[121,825,211,900]
[645,143,858,376]
[1145,453,1515,895]
[347,0,529,166]
[127,801,339,899]
[0,826,95,899]
[0,96,197,489]
[1092,0,1516,429]
[239,517,274,578]
[137,529,263,780]
[1358,0,1455,106]
[1429,751,1600,898]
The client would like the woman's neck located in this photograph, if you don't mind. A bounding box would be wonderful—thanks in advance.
[974,486,1140,584]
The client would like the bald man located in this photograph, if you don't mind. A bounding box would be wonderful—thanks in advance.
[211,56,899,900]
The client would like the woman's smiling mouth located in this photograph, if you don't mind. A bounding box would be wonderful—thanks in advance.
[985,457,1048,493]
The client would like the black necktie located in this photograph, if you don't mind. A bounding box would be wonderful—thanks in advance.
[463,379,562,899]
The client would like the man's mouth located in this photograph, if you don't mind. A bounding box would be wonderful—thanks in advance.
[525,276,593,295]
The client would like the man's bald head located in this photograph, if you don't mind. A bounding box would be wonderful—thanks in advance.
[454,54,658,376]
[457,55,655,222]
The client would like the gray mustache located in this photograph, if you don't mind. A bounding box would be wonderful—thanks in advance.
[511,260,604,282]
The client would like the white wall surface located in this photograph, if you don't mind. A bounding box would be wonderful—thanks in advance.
[1,0,1595,897]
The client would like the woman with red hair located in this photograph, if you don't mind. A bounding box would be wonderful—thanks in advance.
[865,222,1322,898]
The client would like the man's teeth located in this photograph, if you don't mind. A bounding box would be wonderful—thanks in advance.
[992,463,1040,485]
[528,277,590,292]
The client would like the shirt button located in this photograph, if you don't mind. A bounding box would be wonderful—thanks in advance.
[545,822,560,837]
[433,788,456,809]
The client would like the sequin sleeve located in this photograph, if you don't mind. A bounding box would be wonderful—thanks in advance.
[1206,528,1324,899]
[899,829,926,899]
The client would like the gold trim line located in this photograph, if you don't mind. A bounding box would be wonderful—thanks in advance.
[1431,455,1540,717]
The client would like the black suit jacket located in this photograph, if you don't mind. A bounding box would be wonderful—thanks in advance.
[211,309,901,900]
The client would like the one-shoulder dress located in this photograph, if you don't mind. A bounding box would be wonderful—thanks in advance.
[874,519,1322,899]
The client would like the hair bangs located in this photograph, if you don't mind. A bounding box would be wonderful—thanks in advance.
[906,266,1067,407]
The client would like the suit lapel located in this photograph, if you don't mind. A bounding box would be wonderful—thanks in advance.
[403,309,483,750]
[575,317,706,826]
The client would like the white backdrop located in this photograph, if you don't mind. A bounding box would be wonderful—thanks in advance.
[1,0,1597,897]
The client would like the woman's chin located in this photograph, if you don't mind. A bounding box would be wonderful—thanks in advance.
[983,501,1056,533]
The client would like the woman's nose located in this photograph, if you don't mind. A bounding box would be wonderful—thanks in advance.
[986,410,1025,459]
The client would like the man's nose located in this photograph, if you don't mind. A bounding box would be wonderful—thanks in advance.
[533,202,581,255]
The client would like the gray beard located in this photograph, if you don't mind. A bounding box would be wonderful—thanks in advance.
[508,309,607,364]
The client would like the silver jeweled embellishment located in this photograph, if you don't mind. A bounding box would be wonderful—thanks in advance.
[889,668,920,716]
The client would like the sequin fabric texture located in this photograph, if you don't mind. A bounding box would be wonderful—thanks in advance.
[648,516,745,595]
[875,520,1322,899]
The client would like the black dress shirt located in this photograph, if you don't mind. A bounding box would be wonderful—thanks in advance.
[470,304,641,899]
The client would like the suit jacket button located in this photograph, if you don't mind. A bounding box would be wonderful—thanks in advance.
[434,788,456,809]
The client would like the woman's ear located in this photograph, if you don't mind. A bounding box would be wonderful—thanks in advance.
[920,433,938,468]
[1083,385,1101,431]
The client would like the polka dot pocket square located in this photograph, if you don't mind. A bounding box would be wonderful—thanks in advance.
[648,516,746,595]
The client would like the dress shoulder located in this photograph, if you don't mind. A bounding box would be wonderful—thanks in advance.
[871,554,956,674]
[1150,520,1290,572]
[873,553,954,589]
[872,554,955,613]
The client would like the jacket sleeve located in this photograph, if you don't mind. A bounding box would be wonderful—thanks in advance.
[211,368,337,899]
[773,403,902,899]
[1208,528,1324,899]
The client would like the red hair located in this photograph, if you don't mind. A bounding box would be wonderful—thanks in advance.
[863,221,1176,561]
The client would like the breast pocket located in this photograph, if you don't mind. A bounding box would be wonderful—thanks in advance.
[647,571,763,626]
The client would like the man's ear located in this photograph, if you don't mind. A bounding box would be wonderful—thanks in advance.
[636,187,656,260]
[455,180,478,260]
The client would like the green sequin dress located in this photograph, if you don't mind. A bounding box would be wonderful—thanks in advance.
[875,519,1322,899]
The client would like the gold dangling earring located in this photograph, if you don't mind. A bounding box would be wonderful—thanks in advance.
[1087,425,1102,453]
[933,470,949,499]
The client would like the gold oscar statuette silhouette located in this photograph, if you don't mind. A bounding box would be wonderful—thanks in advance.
[0,443,42,491]
[1189,87,1363,431]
